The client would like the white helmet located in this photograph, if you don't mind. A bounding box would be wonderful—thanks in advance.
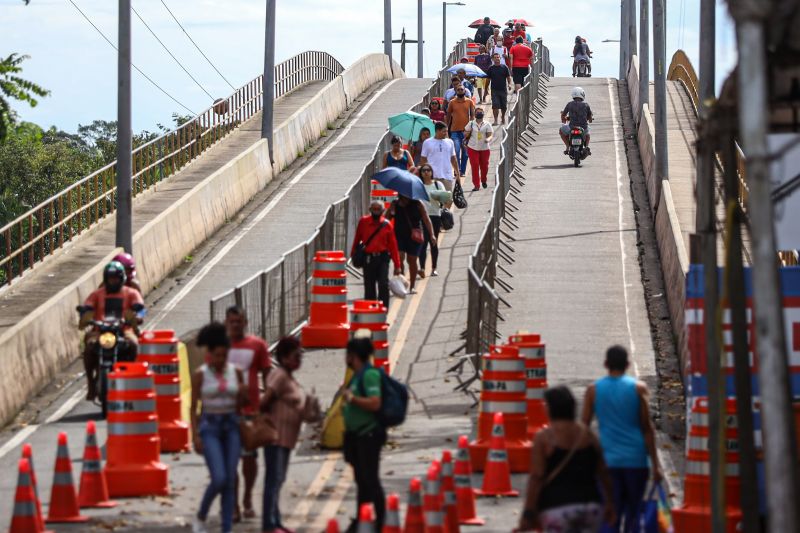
[571,86,586,100]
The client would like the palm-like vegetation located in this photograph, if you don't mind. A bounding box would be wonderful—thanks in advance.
[0,53,49,142]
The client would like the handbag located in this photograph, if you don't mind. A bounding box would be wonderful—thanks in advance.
[453,179,468,209]
[302,391,323,423]
[239,413,278,451]
[402,206,425,244]
[440,208,455,230]
[641,482,673,533]
[352,221,388,268]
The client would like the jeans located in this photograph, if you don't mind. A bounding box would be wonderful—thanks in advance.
[198,413,241,532]
[450,131,468,175]
[262,445,291,531]
[344,429,386,530]
[607,467,649,533]
[363,253,390,309]
[418,215,441,271]
[467,148,491,188]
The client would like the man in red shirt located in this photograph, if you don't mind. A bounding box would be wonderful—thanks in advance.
[225,305,271,520]
[80,260,145,400]
[350,200,402,308]
[509,37,534,93]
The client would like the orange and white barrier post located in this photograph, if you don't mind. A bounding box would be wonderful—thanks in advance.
[21,443,44,525]
[45,432,88,523]
[350,300,390,372]
[404,477,425,533]
[302,251,350,348]
[453,436,483,526]
[423,463,445,533]
[137,329,190,452]
[104,362,169,497]
[384,493,402,533]
[9,458,51,533]
[469,344,531,472]
[475,413,519,498]
[440,451,461,533]
[78,420,116,508]
[507,333,548,437]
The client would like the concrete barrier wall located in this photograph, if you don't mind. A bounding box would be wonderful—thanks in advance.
[0,249,120,425]
[0,53,404,426]
[625,65,691,372]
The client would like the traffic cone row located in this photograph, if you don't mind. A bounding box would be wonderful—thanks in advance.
[8,421,119,531]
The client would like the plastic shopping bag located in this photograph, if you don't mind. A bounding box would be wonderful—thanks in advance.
[641,482,673,533]
[389,275,409,298]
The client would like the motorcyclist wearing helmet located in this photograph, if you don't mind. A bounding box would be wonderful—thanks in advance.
[560,87,593,154]
[111,252,142,295]
[79,261,145,400]
[572,36,593,77]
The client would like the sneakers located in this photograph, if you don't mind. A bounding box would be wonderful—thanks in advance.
[482,181,488,189]
[564,149,569,155]
[431,270,439,277]
[192,516,208,533]
[586,147,592,155]
[471,187,480,192]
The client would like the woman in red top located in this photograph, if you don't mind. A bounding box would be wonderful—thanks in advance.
[429,100,446,122]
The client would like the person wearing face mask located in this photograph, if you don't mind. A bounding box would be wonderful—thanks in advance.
[446,85,476,176]
[465,109,494,191]
[350,200,402,309]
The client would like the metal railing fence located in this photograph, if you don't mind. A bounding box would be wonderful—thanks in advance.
[1,51,343,285]
[464,41,553,366]
[208,40,470,342]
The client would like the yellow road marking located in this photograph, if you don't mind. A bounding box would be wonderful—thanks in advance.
[284,453,340,528]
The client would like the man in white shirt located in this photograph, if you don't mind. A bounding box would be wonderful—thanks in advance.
[420,121,461,208]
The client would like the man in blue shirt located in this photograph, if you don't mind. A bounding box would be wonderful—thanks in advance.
[582,345,663,533]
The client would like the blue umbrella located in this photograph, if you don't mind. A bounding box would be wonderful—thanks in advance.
[372,168,429,201]
[446,63,487,77]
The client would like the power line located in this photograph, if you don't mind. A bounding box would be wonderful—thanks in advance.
[130,4,215,101]
[159,0,236,91]
[64,0,196,115]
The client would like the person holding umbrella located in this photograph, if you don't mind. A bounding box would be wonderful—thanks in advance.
[386,194,436,291]
[350,200,401,309]
[473,16,495,46]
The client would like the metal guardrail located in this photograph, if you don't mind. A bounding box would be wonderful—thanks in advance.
[464,42,553,362]
[208,40,470,340]
[0,51,343,285]
[667,50,797,267]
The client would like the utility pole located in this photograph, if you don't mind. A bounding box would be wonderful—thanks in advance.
[384,0,392,61]
[391,28,419,74]
[417,0,424,77]
[620,0,629,78]
[639,0,649,109]
[261,0,275,164]
[116,0,133,253]
[652,0,668,205]
[628,0,637,59]
[442,2,465,67]
[695,1,724,529]
[729,2,799,531]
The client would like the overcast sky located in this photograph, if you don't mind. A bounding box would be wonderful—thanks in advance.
[3,0,737,133]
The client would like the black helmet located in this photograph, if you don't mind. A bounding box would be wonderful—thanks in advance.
[103,261,127,293]
[575,35,582,43]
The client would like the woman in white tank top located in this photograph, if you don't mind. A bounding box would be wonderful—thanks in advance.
[190,322,246,533]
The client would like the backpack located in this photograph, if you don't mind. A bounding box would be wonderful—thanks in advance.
[357,367,409,428]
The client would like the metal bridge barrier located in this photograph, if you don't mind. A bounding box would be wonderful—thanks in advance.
[0,51,343,285]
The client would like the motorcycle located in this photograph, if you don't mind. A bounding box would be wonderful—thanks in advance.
[575,57,591,77]
[77,303,143,418]
[567,126,589,167]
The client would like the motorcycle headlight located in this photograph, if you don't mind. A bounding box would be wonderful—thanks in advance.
[98,332,117,350]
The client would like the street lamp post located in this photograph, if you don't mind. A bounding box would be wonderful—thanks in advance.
[442,2,465,66]
[384,0,392,61]
[261,0,276,164]
[417,0,423,77]
[116,0,132,253]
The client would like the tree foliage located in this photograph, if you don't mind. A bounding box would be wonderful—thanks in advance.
[0,53,49,142]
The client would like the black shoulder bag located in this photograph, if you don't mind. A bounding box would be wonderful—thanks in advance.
[351,221,388,268]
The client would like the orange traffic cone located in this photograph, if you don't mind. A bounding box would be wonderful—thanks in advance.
[46,432,88,523]
[475,413,519,497]
[404,477,425,533]
[424,463,445,533]
[78,420,117,508]
[327,518,341,533]
[454,436,484,526]
[358,503,377,533]
[9,458,52,533]
[21,443,44,525]
[440,451,461,533]
[383,493,402,533]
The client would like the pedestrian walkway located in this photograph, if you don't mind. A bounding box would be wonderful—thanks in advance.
[0,81,326,337]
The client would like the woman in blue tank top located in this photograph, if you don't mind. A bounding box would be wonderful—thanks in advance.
[382,136,415,171]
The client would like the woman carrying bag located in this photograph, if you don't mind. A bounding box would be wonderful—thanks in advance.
[417,163,452,277]
[259,336,321,533]
[517,386,615,533]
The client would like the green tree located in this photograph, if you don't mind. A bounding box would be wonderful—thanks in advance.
[0,54,49,142]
